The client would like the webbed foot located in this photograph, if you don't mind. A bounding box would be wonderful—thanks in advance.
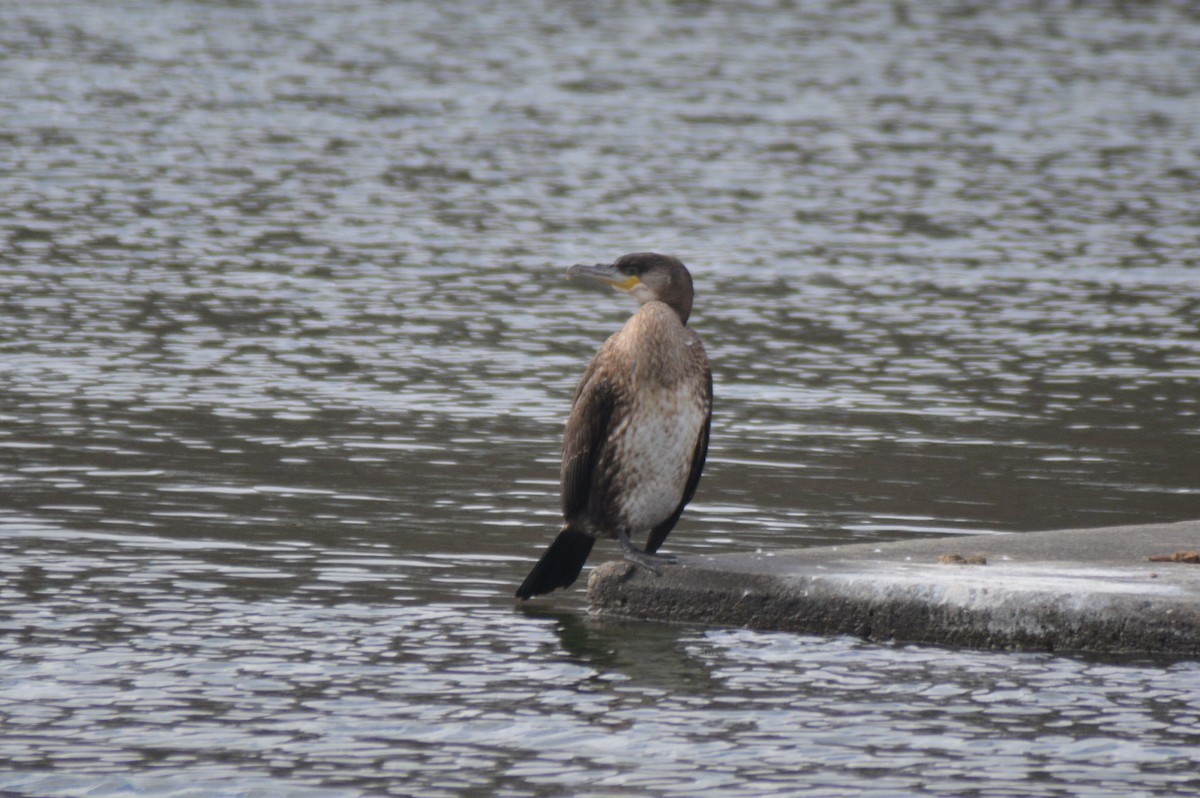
[618,535,678,575]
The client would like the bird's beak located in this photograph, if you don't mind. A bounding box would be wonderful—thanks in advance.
[567,262,641,291]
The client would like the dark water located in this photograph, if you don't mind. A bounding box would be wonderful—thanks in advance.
[3,1,1200,795]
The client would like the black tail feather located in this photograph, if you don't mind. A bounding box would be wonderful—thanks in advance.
[515,527,596,599]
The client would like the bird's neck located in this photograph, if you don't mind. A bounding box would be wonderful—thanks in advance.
[635,297,689,326]
[615,302,693,387]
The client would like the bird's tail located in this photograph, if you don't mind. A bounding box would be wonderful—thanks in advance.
[515,527,596,600]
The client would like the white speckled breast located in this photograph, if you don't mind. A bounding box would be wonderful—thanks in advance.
[609,380,707,531]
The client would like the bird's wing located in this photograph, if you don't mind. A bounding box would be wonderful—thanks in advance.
[560,359,616,524]
[645,365,712,554]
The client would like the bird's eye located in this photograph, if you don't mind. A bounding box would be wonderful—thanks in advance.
[616,258,641,276]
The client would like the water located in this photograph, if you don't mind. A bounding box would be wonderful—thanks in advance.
[2,0,1200,795]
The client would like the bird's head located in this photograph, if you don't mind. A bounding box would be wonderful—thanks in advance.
[567,252,695,324]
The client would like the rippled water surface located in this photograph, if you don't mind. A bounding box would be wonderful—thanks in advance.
[3,1,1200,795]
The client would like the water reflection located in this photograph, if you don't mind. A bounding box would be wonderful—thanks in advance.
[3,0,1200,795]
[519,607,719,693]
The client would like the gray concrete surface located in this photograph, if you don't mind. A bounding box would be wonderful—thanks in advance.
[587,520,1200,656]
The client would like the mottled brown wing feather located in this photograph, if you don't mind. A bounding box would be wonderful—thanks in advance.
[645,365,712,554]
[560,363,616,524]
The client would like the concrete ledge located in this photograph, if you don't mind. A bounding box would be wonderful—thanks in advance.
[587,520,1200,657]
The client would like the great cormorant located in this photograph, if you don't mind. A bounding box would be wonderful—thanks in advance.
[515,253,712,600]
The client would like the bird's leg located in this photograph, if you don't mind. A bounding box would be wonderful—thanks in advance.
[618,531,679,574]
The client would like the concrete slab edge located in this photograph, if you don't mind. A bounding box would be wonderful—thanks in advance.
[586,522,1200,657]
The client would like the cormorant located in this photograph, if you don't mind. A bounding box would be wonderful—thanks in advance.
[515,253,712,600]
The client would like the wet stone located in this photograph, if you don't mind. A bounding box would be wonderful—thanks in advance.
[590,520,1200,657]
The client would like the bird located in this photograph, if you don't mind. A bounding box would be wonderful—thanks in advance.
[515,252,712,600]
